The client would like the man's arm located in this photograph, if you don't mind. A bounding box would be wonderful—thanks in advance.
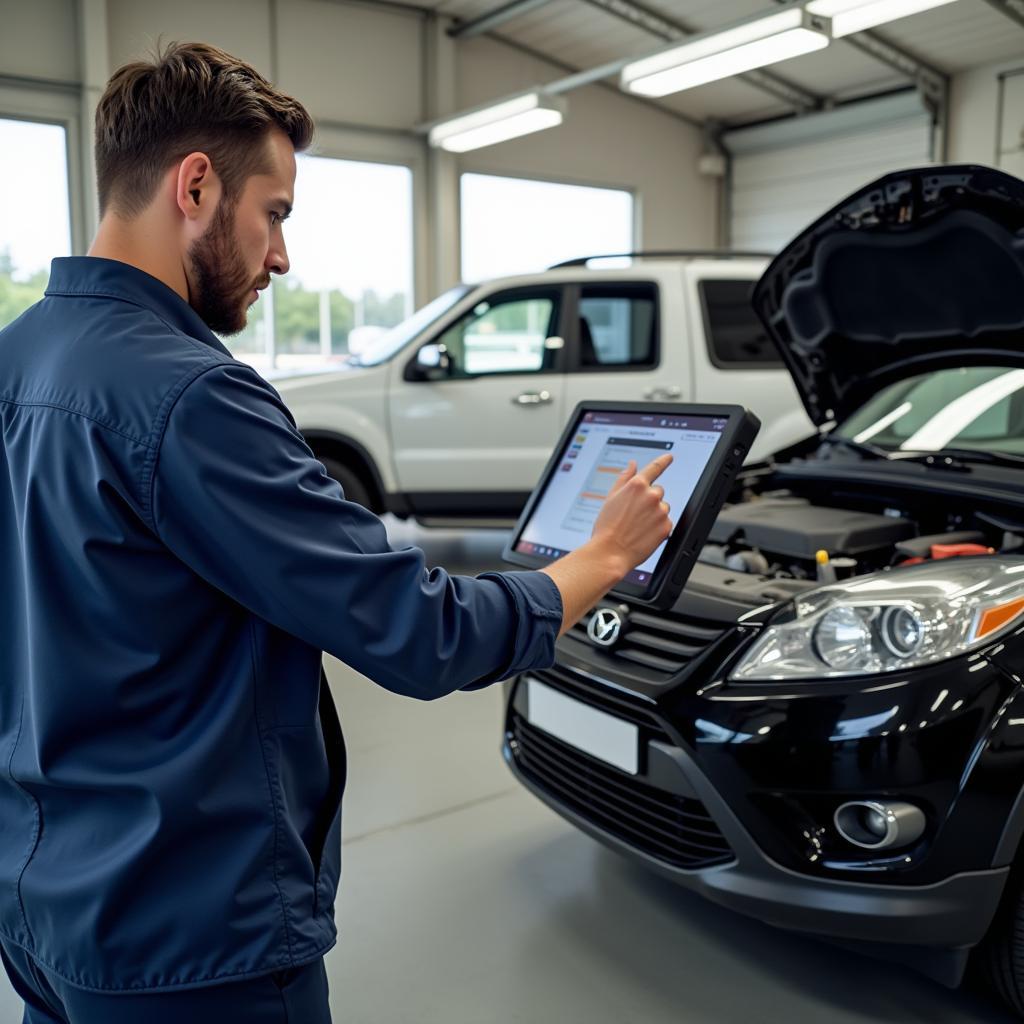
[150,361,562,698]
[542,454,673,637]
[152,361,671,690]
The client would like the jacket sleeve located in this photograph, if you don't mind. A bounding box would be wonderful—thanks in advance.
[150,361,563,699]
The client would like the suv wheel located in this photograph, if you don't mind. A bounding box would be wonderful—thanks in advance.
[977,866,1024,1016]
[319,456,372,510]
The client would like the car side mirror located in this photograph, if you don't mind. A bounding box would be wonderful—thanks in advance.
[411,343,452,381]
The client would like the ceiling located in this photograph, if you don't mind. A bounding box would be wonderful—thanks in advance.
[371,0,1024,126]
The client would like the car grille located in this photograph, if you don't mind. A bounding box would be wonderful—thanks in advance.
[537,667,674,745]
[509,679,734,871]
[567,604,728,678]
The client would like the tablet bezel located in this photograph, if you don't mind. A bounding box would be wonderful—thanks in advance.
[502,401,760,609]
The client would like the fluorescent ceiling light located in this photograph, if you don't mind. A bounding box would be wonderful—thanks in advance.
[428,93,566,153]
[620,8,829,98]
[806,0,960,38]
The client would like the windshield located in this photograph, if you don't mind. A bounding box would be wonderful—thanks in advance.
[837,367,1024,456]
[355,285,473,367]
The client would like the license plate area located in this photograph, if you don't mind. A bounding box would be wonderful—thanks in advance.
[525,677,638,775]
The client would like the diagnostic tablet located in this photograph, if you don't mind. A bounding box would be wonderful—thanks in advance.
[503,402,760,609]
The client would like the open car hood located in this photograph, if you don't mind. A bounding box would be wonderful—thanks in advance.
[752,165,1024,427]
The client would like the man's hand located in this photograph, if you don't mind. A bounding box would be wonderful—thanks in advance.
[591,453,674,574]
[540,454,674,637]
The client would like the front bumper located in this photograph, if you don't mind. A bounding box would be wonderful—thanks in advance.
[503,664,1013,952]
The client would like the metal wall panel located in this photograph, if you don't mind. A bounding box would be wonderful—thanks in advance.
[0,0,78,84]
[276,0,425,128]
[107,0,274,81]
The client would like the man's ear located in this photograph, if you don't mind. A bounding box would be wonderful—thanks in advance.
[175,152,222,225]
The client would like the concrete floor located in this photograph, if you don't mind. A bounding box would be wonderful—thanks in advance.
[0,518,1015,1022]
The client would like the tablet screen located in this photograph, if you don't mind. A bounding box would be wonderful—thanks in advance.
[512,409,730,587]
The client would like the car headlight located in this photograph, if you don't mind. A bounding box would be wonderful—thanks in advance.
[731,557,1024,681]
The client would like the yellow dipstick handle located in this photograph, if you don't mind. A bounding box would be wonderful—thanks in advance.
[815,549,837,584]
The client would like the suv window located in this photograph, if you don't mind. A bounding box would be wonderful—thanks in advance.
[700,279,782,368]
[577,284,657,370]
[433,291,560,378]
[356,285,471,366]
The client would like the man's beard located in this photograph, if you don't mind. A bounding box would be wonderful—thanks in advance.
[187,199,264,336]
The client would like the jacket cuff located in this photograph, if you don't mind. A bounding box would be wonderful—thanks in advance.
[462,570,564,690]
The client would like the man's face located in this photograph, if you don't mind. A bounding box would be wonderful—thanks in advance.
[187,131,295,336]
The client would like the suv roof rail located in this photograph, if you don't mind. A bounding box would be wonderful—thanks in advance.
[548,250,774,269]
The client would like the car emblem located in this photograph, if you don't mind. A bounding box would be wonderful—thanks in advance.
[588,608,622,647]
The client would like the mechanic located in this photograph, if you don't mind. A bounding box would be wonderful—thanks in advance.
[0,41,673,1024]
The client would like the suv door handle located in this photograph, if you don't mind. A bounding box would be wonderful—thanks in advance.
[644,385,682,400]
[513,390,553,406]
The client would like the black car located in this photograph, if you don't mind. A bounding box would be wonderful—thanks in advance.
[502,165,1024,1017]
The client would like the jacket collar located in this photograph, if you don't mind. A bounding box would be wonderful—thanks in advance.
[45,256,232,357]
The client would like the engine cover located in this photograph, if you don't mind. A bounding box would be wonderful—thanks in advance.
[708,498,915,561]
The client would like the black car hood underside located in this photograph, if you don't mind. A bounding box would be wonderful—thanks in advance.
[752,165,1024,426]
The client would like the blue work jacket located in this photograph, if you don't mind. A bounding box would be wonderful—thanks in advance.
[0,257,563,992]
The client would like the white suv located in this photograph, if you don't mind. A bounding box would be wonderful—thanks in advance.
[272,253,815,523]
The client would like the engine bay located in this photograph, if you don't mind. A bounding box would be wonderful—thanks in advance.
[697,485,1024,601]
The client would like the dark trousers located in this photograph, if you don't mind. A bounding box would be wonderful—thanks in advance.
[0,940,332,1024]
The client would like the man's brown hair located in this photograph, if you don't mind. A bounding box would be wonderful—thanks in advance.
[95,41,314,218]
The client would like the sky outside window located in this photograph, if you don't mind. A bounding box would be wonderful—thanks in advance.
[228,153,414,372]
[285,155,413,299]
[460,173,634,282]
[0,117,71,326]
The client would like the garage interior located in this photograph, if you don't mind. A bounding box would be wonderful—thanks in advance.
[3,0,1024,1020]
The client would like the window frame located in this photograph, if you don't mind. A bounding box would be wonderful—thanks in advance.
[403,285,569,383]
[0,80,87,259]
[698,277,783,372]
[564,281,661,375]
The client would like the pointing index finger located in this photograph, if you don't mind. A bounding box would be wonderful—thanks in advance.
[638,452,673,485]
[608,459,637,497]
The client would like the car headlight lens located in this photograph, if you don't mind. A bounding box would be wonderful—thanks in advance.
[879,605,925,659]
[814,606,872,668]
[732,557,1024,681]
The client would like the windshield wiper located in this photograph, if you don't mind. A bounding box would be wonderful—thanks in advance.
[821,436,893,461]
[823,437,1024,471]
[900,447,1024,471]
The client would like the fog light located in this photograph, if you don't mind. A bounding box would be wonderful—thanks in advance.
[834,800,926,850]
[863,807,888,838]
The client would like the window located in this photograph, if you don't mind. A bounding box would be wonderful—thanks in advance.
[0,117,72,327]
[460,173,633,281]
[226,155,414,374]
[700,279,782,368]
[578,285,657,370]
[432,291,559,378]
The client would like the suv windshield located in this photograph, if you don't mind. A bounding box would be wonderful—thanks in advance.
[355,285,472,367]
[837,367,1024,456]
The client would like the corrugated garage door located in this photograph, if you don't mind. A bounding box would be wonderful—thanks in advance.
[723,92,935,252]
